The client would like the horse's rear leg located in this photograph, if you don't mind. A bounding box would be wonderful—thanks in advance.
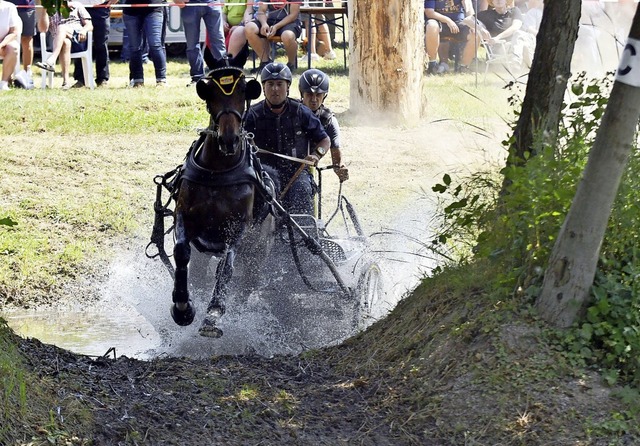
[199,249,235,338]
[171,220,196,326]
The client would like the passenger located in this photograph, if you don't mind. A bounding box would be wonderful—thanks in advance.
[244,62,330,215]
[35,0,93,89]
[298,68,348,182]
[0,0,20,91]
[245,0,302,73]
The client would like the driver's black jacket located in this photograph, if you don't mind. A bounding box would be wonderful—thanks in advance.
[245,98,328,180]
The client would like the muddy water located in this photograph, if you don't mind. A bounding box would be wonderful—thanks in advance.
[3,196,435,361]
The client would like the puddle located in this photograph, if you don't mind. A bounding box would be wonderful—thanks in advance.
[4,306,162,360]
[2,196,436,361]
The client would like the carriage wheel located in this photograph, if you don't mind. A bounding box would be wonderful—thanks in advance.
[354,261,383,330]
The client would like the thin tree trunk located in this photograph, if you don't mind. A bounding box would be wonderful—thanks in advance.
[349,0,425,124]
[536,4,640,328]
[508,0,581,166]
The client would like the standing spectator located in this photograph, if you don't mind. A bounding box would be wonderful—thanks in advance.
[35,1,93,89]
[424,0,477,74]
[0,0,20,90]
[72,0,117,88]
[245,0,301,73]
[244,62,330,215]
[174,0,225,86]
[7,0,34,85]
[122,0,166,87]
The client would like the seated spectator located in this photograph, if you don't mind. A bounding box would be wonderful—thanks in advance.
[0,0,21,90]
[245,0,302,73]
[35,1,93,89]
[424,0,477,74]
[477,0,523,45]
[510,0,542,68]
[223,0,253,64]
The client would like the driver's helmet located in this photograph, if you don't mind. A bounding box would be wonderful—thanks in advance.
[260,62,292,85]
[299,69,330,96]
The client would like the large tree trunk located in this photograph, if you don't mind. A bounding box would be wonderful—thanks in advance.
[349,0,425,125]
[536,5,640,328]
[508,0,581,166]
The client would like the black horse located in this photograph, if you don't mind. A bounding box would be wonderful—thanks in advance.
[169,65,275,338]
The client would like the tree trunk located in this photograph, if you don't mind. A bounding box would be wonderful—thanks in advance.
[349,0,425,125]
[536,5,640,328]
[508,0,581,166]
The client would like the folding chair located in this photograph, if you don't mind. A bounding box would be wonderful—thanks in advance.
[39,31,95,89]
[481,38,517,79]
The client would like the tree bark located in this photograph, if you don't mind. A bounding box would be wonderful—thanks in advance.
[536,4,640,328]
[349,0,425,125]
[508,0,581,166]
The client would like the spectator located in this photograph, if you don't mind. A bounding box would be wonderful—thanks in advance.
[245,0,302,73]
[477,0,523,44]
[35,1,93,89]
[510,0,542,68]
[0,0,20,90]
[223,0,252,64]
[424,0,477,74]
[174,0,225,86]
[72,0,117,88]
[7,0,34,86]
[298,68,348,182]
[121,0,166,87]
[244,62,330,215]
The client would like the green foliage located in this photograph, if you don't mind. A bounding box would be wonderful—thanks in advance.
[430,72,640,388]
[41,0,70,17]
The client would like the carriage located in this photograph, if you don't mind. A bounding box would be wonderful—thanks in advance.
[145,64,384,338]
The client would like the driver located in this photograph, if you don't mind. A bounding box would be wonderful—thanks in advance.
[245,62,330,215]
[298,68,349,183]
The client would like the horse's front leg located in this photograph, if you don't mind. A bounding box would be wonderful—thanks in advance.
[171,213,196,326]
[199,247,235,337]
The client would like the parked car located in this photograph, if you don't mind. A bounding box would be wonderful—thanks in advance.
[109,7,206,58]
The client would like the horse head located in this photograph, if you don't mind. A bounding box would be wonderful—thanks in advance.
[196,66,262,156]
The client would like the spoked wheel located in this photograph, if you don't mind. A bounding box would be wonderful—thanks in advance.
[353,261,384,330]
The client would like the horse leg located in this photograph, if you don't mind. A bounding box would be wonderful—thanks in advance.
[171,215,196,326]
[199,248,235,338]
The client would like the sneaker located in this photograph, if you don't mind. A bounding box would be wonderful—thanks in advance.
[0,80,9,91]
[96,80,108,87]
[156,80,167,87]
[61,82,71,90]
[323,50,337,60]
[71,81,85,89]
[310,52,320,61]
[13,70,32,90]
[132,81,144,88]
[436,62,450,75]
[426,61,438,75]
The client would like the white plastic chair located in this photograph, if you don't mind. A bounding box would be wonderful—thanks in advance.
[39,31,95,89]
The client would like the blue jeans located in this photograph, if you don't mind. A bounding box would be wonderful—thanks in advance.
[123,10,167,83]
[181,5,225,81]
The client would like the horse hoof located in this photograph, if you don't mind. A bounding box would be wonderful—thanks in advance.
[170,301,196,326]
[199,318,223,338]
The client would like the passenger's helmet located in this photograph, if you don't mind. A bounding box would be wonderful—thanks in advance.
[299,69,330,95]
[260,62,292,85]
